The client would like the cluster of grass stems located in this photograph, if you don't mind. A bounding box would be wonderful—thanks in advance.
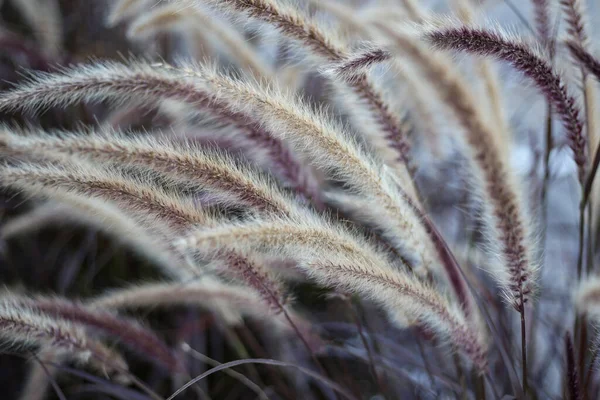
[0,0,600,398]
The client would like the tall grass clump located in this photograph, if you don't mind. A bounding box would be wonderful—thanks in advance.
[0,0,598,398]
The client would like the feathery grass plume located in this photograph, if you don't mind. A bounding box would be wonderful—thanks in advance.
[0,134,290,311]
[449,0,509,150]
[0,196,197,281]
[185,0,347,60]
[173,62,441,272]
[219,253,290,313]
[181,63,475,323]
[91,278,317,351]
[188,0,413,175]
[567,41,600,82]
[423,24,587,185]
[17,277,295,400]
[175,212,443,324]
[560,0,596,171]
[532,0,551,47]
[8,292,182,372]
[311,1,444,161]
[106,0,154,26]
[0,297,127,373]
[0,127,297,215]
[175,212,398,272]
[382,27,538,310]
[560,0,589,48]
[127,3,273,80]
[0,63,318,205]
[322,189,435,271]
[561,0,600,241]
[90,278,305,330]
[0,133,291,311]
[0,162,213,232]
[0,160,215,278]
[321,45,391,83]
[176,216,487,371]
[0,159,290,313]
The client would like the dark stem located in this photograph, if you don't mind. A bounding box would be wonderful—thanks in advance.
[31,352,67,400]
[452,352,467,399]
[349,299,384,397]
[587,204,594,275]
[581,140,600,207]
[530,107,552,377]
[416,334,436,389]
[541,104,553,217]
[577,315,588,397]
[473,369,487,400]
[584,337,599,395]
[577,203,586,279]
[520,299,528,396]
